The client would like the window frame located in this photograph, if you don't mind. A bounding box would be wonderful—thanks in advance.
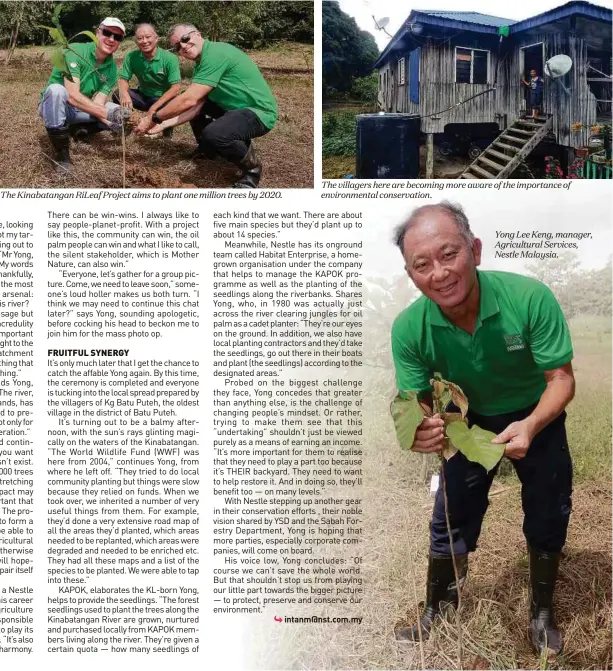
[454,46,490,84]
[398,56,406,85]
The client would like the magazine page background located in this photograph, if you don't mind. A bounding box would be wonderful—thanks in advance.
[237,182,611,670]
[1,182,611,671]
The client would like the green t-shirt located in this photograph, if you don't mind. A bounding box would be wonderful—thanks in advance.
[391,271,573,415]
[44,42,118,99]
[120,47,181,98]
[192,41,278,130]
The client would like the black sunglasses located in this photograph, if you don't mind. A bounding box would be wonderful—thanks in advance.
[172,30,196,52]
[101,28,124,43]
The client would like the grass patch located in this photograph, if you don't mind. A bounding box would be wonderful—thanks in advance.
[566,329,612,481]
[322,109,356,158]
[322,155,355,179]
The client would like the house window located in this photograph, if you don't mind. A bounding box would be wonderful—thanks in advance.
[398,57,406,85]
[455,47,489,84]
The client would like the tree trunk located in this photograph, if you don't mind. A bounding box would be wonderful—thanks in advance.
[5,3,25,65]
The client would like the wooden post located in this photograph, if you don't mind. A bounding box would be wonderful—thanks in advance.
[564,146,575,176]
[426,133,434,179]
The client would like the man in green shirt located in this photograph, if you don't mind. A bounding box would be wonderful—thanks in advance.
[391,202,574,657]
[133,23,278,188]
[39,17,130,173]
[113,23,181,138]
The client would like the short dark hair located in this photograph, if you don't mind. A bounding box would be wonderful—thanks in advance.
[394,201,475,252]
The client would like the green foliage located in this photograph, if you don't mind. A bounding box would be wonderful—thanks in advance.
[526,253,612,319]
[37,3,99,79]
[350,72,378,103]
[0,1,53,50]
[171,0,263,46]
[322,111,356,157]
[52,1,140,37]
[4,1,313,49]
[322,1,379,93]
[390,392,424,451]
[258,1,314,44]
[390,375,501,472]
[170,1,313,48]
[446,422,502,473]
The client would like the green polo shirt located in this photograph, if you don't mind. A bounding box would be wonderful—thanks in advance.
[192,41,278,130]
[391,271,573,415]
[120,47,181,98]
[44,42,118,99]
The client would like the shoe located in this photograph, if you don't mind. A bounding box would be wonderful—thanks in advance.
[69,123,103,142]
[395,552,468,641]
[529,547,563,657]
[232,144,262,188]
[46,125,73,173]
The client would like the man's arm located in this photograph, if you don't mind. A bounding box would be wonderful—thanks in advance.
[117,79,133,110]
[64,78,109,120]
[492,362,575,458]
[146,101,204,134]
[134,83,213,136]
[149,83,182,115]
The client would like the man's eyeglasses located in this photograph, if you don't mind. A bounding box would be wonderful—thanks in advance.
[172,30,196,52]
[100,28,124,43]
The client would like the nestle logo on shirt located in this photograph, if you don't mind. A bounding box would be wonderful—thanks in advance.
[504,334,526,352]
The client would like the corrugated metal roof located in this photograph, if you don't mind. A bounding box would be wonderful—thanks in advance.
[413,10,517,27]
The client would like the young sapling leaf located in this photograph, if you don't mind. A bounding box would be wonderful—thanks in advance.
[390,392,425,451]
[72,30,98,45]
[446,421,503,472]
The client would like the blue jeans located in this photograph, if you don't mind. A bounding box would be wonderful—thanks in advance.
[39,83,119,130]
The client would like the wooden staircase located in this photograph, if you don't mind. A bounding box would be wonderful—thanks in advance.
[459,115,553,179]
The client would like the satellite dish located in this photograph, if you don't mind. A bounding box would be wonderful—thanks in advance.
[374,16,390,30]
[544,54,572,94]
[545,54,573,78]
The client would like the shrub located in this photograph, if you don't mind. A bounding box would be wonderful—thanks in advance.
[322,111,356,157]
[350,73,378,103]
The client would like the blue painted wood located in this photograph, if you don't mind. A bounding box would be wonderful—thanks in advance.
[409,49,420,104]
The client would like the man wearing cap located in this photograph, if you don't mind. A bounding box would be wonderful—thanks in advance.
[391,202,574,657]
[39,17,130,173]
[133,23,278,188]
[113,23,181,138]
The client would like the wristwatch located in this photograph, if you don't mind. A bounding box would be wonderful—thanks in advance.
[152,112,162,124]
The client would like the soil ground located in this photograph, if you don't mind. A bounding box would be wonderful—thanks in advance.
[323,147,474,180]
[0,42,313,188]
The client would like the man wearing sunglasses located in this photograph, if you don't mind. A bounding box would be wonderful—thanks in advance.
[39,17,130,173]
[113,23,181,138]
[133,23,278,188]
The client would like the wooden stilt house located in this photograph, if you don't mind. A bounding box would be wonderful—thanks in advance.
[374,1,612,178]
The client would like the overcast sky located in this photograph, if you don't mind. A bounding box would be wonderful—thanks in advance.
[338,0,613,50]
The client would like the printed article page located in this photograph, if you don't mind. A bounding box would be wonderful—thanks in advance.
[0,0,612,670]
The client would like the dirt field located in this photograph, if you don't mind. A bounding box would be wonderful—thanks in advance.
[0,42,313,189]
